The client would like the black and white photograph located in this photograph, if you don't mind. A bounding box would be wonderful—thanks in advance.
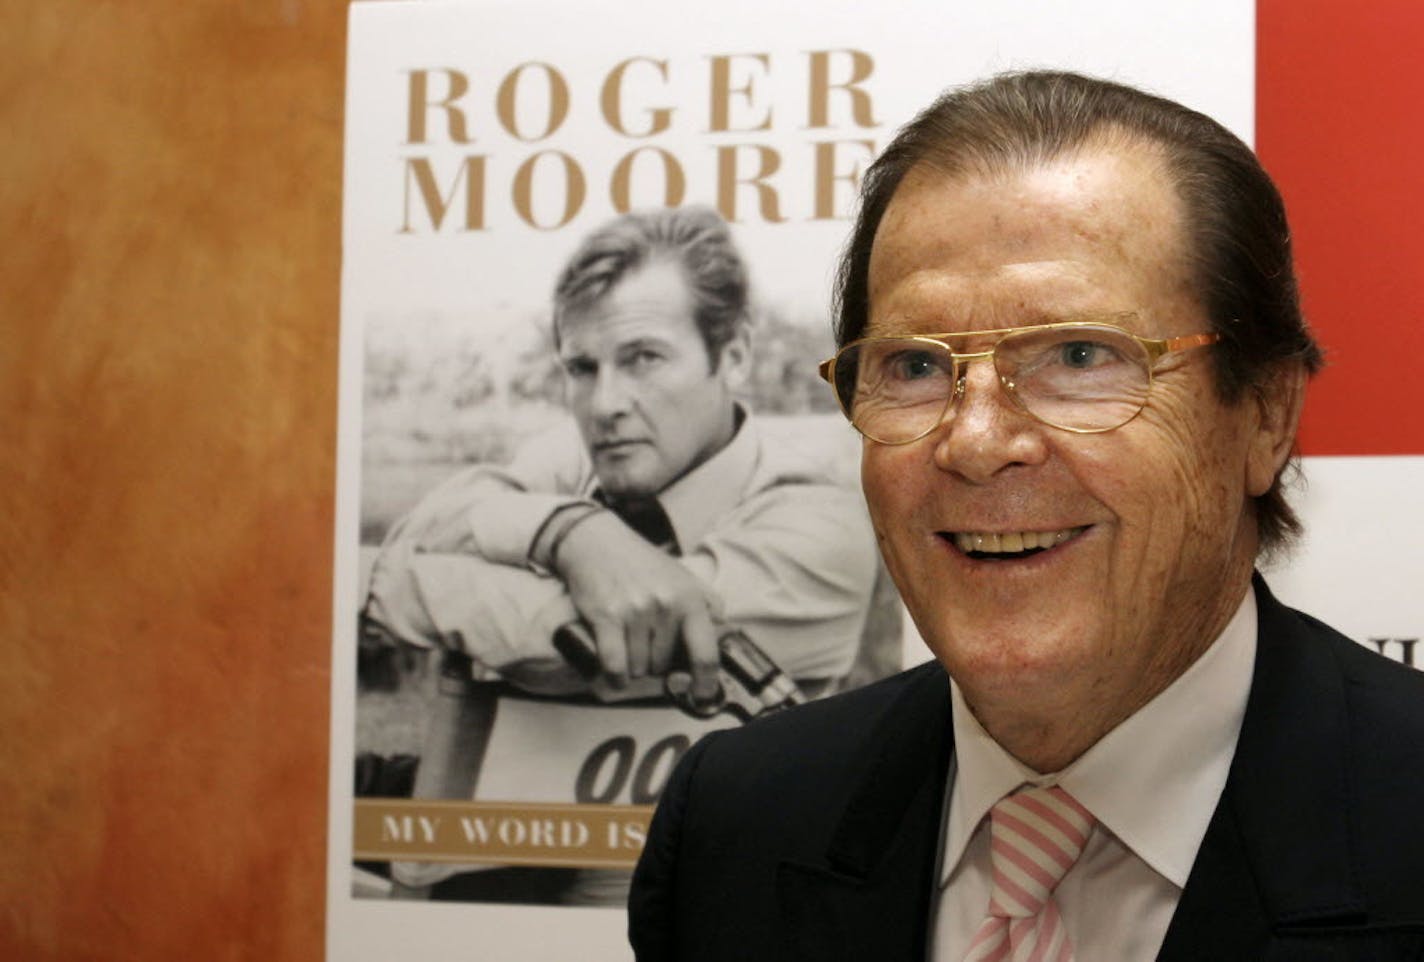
[350,203,900,906]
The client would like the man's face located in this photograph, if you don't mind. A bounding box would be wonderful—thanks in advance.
[860,143,1297,748]
[559,258,745,500]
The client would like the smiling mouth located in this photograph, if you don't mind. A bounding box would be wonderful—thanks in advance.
[943,526,1088,560]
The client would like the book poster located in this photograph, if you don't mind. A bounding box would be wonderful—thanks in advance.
[328,1,1252,958]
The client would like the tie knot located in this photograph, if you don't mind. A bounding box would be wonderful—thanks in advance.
[595,492,680,554]
[985,785,1095,919]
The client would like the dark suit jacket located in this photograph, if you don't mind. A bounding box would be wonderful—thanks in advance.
[629,576,1424,960]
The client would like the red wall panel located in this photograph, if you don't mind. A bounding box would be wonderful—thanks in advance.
[1258,0,1424,455]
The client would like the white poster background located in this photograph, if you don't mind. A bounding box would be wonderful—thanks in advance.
[1268,456,1423,651]
[330,1,1257,958]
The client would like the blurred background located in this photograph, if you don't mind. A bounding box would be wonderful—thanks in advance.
[2,4,341,958]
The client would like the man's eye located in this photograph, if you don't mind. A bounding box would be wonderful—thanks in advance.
[626,349,664,371]
[887,350,939,380]
[563,359,597,379]
[1057,340,1118,369]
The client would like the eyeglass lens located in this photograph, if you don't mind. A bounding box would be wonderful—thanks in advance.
[835,326,1154,441]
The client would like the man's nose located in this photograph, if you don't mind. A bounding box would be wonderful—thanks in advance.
[929,356,1047,483]
[589,367,632,419]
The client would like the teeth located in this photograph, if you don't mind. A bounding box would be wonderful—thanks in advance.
[952,527,1084,555]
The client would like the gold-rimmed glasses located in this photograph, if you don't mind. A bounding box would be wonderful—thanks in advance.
[817,318,1221,444]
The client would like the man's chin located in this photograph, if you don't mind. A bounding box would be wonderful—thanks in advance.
[592,468,662,501]
[928,623,1100,700]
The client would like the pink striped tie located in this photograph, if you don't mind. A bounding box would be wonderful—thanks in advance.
[962,785,1095,962]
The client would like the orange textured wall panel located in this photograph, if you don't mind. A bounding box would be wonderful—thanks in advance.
[1,3,342,959]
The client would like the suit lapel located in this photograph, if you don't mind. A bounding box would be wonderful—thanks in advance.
[777,663,953,962]
[772,577,1369,961]
[1158,575,1365,959]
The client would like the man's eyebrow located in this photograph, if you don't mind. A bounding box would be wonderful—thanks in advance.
[615,335,673,354]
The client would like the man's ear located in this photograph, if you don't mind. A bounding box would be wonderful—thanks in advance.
[1245,362,1308,497]
[716,326,752,387]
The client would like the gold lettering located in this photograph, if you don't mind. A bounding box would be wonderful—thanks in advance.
[601,58,673,137]
[497,818,528,846]
[378,813,441,843]
[459,816,492,845]
[607,818,646,850]
[496,62,571,142]
[406,69,472,145]
[707,54,773,133]
[806,50,877,129]
[381,814,413,843]
[812,139,876,220]
[400,156,487,232]
[623,819,646,849]
[512,151,587,230]
[529,819,555,846]
[354,800,650,867]
[610,147,687,212]
[715,144,784,223]
[568,820,591,848]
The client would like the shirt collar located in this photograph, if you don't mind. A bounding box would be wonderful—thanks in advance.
[942,588,1257,888]
[656,406,758,550]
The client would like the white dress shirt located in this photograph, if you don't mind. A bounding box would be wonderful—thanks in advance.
[365,410,879,680]
[931,589,1258,962]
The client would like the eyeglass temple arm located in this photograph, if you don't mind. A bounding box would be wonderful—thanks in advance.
[1147,331,1221,362]
[1165,332,1220,350]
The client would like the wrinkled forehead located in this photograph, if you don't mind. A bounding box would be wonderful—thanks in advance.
[864,145,1196,338]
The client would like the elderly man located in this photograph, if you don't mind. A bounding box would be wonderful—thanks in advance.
[628,72,1424,960]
